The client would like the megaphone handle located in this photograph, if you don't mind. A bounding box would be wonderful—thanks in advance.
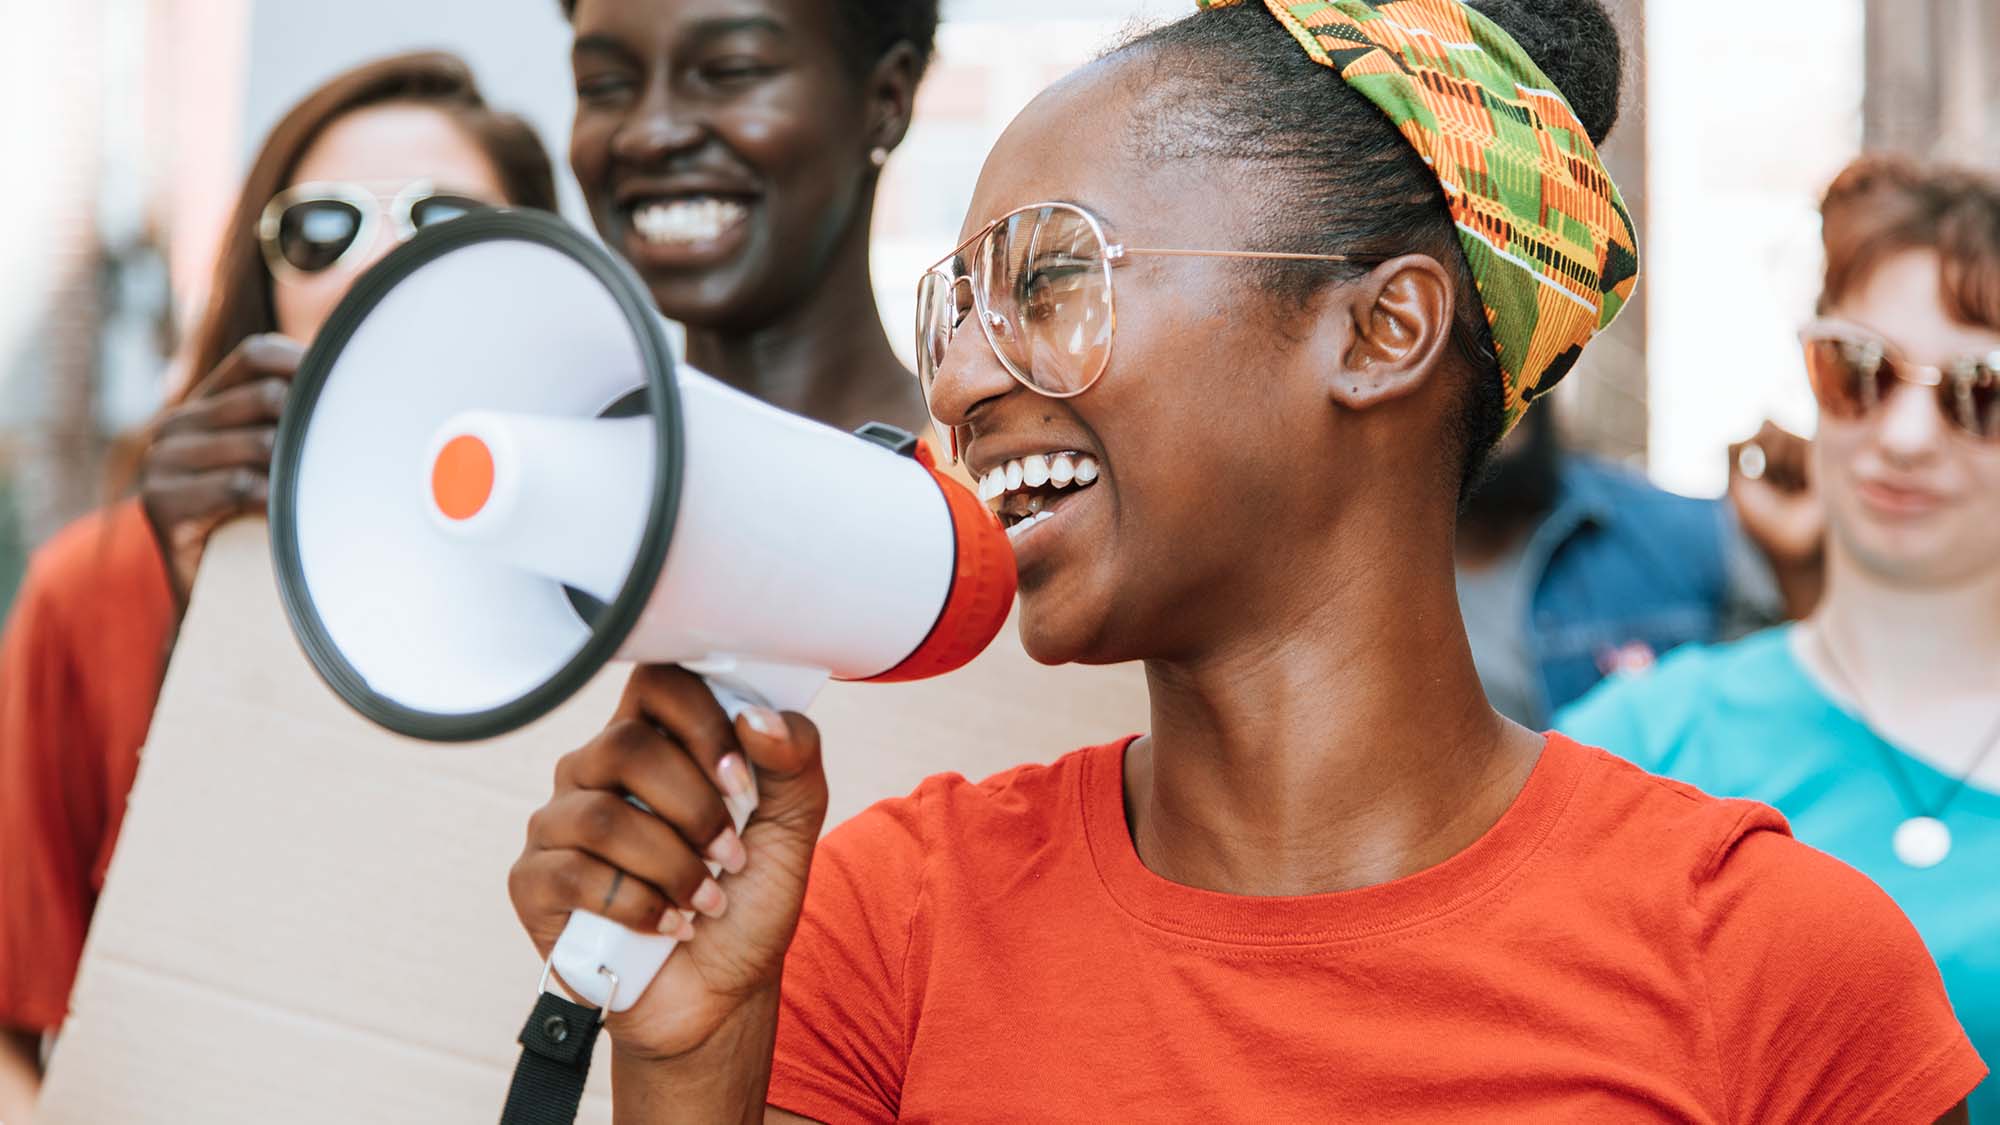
[546,665,825,1012]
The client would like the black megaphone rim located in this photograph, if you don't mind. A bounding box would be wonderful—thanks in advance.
[268,208,683,743]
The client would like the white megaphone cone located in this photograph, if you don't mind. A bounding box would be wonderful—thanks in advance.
[268,209,1015,1011]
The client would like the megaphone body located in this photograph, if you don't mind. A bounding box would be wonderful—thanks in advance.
[269,210,1014,1010]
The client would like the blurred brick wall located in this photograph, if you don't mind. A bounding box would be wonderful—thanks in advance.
[1864,0,2000,163]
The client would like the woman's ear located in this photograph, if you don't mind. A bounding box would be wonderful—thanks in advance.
[1316,254,1458,412]
[864,42,921,158]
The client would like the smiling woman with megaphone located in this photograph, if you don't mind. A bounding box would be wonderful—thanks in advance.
[503,1,1986,1121]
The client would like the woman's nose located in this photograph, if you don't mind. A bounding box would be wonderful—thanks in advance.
[350,221,401,276]
[611,76,705,164]
[925,300,1020,434]
[1874,378,1948,463]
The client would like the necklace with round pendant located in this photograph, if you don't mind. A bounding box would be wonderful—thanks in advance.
[1891,815,1952,869]
[1810,624,1998,871]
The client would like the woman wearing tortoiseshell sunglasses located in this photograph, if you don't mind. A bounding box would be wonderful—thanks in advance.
[1565,155,2000,1119]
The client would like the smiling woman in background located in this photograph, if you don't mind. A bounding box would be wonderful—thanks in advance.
[560,0,931,435]
[548,0,1152,844]
[0,52,555,1119]
[1561,155,2000,1118]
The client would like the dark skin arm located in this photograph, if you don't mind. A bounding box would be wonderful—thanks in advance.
[1936,1101,1969,1124]
[509,667,830,1124]
[137,333,303,613]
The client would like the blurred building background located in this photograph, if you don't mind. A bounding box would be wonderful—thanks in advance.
[0,0,1991,614]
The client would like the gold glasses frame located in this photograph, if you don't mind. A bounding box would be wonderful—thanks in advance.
[916,201,1361,408]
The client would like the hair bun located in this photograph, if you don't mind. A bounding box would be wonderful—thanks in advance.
[1467,0,1624,146]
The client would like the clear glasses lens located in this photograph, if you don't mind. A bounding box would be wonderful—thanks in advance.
[915,269,957,397]
[917,203,1116,408]
[972,205,1113,396]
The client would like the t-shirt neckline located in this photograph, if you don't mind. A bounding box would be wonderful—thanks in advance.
[1079,732,1587,947]
[1774,623,2000,803]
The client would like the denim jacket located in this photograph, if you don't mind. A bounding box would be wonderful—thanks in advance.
[1516,458,1777,726]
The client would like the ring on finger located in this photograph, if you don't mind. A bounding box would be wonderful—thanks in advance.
[1736,443,1768,482]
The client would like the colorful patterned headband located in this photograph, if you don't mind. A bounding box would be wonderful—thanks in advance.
[1197,0,1639,430]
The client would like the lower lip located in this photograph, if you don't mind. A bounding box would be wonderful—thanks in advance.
[1856,480,1947,518]
[618,206,753,272]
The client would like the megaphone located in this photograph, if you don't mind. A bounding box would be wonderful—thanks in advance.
[267,209,1015,1010]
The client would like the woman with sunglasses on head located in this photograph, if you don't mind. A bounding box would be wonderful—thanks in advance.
[0,52,555,1118]
[509,3,1982,1121]
[1562,155,2000,1117]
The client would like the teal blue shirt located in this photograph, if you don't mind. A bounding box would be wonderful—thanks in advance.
[1559,627,1996,1118]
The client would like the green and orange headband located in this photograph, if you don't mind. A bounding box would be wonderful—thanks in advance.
[1199,0,1640,431]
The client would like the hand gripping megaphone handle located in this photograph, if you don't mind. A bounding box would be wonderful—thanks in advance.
[545,659,827,1012]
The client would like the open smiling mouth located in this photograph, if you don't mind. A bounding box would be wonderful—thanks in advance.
[628,196,750,246]
[976,451,1102,538]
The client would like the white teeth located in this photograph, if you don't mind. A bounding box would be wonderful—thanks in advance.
[1020,454,1049,488]
[980,450,1104,523]
[632,197,748,245]
[1003,509,1057,540]
[1050,454,1074,487]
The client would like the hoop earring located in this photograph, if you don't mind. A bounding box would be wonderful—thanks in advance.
[869,146,890,168]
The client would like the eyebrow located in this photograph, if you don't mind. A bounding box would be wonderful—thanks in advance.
[571,34,637,64]
[570,17,786,62]
[684,16,786,42]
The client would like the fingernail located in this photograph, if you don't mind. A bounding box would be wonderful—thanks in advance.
[657,909,695,941]
[741,706,784,738]
[707,826,747,875]
[691,878,727,919]
[717,753,754,799]
[717,754,758,825]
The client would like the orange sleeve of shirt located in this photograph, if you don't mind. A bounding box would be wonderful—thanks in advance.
[1695,809,1987,1123]
[768,779,936,1125]
[0,501,172,1032]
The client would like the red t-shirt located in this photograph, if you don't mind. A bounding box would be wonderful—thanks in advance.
[0,500,173,1031]
[770,734,1984,1123]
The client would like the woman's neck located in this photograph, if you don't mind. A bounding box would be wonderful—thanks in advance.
[680,216,927,435]
[1803,544,2000,774]
[1127,524,1541,899]
[1812,545,2000,697]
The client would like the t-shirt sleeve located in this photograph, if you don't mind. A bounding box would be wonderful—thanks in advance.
[768,783,934,1124]
[1695,818,1986,1123]
[0,552,101,1031]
